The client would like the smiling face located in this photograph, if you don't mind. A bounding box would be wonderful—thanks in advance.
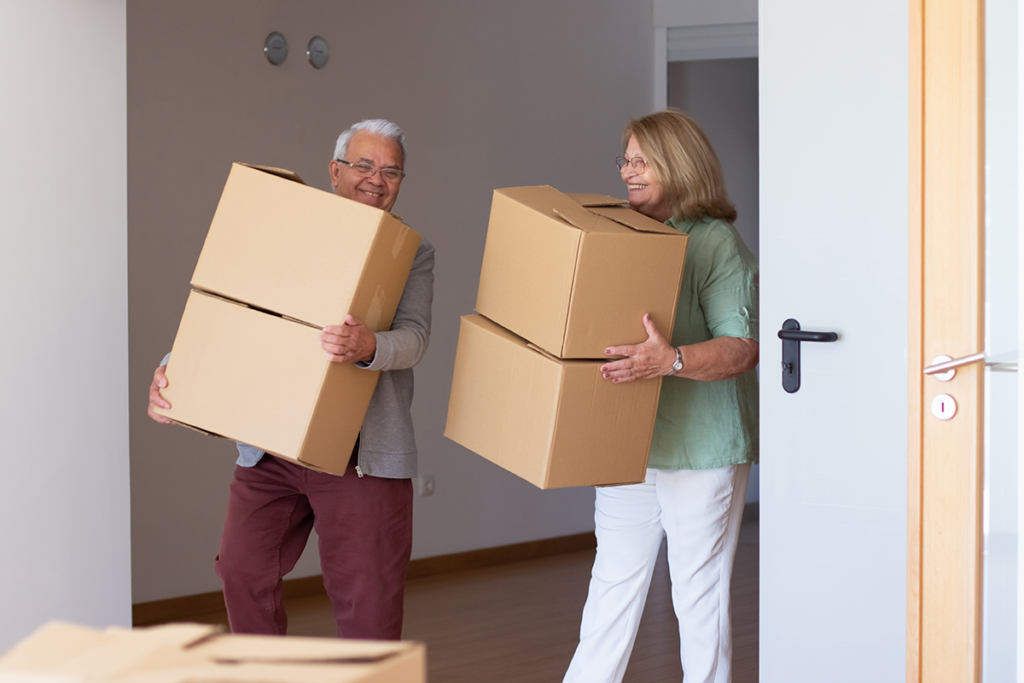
[621,135,671,222]
[328,130,404,212]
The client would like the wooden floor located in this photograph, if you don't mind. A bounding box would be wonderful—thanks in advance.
[181,519,758,682]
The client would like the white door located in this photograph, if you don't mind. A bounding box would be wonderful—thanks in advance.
[981,0,1021,678]
[758,1,909,681]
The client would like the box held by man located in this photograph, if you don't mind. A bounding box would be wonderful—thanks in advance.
[155,291,378,475]
[191,163,420,329]
[153,163,421,474]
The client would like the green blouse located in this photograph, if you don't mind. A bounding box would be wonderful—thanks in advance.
[648,216,759,470]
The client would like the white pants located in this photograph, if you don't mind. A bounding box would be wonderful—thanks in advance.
[563,463,751,683]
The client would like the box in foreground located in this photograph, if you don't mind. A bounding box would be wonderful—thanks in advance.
[475,186,689,359]
[154,290,378,475]
[0,621,425,682]
[445,315,661,489]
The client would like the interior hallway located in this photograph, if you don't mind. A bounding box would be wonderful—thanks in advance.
[179,515,759,682]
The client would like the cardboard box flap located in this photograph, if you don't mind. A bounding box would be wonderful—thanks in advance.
[192,633,409,663]
[190,289,322,331]
[66,624,220,673]
[587,205,681,235]
[0,674,83,683]
[238,162,306,185]
[0,623,221,680]
[499,186,600,233]
[1,623,425,683]
[551,207,599,232]
[565,193,628,208]
[0,622,105,669]
[234,162,404,222]
[526,342,562,363]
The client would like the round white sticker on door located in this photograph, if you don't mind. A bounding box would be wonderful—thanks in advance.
[931,393,957,421]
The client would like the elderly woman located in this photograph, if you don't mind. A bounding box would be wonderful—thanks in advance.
[563,109,759,683]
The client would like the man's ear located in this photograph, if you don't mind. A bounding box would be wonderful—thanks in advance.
[328,159,340,190]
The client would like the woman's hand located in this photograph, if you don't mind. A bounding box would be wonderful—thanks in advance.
[601,314,760,384]
[601,314,676,383]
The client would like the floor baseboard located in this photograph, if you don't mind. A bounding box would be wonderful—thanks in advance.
[132,531,597,626]
[132,502,759,626]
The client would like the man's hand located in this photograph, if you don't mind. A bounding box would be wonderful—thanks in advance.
[600,314,676,383]
[147,366,174,424]
[320,314,377,364]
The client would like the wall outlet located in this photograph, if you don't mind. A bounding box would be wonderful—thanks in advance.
[416,474,435,497]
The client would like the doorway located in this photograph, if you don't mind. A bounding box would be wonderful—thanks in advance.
[669,55,760,506]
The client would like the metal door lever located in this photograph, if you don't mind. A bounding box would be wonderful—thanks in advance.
[778,329,839,343]
[923,351,1017,380]
[923,352,985,377]
[778,319,839,393]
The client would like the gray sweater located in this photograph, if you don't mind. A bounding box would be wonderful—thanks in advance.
[349,237,435,478]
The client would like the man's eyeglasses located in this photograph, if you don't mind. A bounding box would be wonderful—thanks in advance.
[336,159,406,182]
[615,156,648,174]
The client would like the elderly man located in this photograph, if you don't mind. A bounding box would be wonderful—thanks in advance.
[147,119,434,640]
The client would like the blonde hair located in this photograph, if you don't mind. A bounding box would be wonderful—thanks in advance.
[622,108,736,223]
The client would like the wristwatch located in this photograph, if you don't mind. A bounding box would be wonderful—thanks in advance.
[668,347,683,375]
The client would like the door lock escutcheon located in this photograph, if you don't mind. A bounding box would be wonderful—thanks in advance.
[778,319,839,393]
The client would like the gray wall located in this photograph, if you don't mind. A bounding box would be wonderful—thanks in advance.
[0,1,131,651]
[128,0,657,603]
[667,57,760,503]
[668,58,758,256]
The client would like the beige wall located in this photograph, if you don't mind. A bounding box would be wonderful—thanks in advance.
[128,0,656,603]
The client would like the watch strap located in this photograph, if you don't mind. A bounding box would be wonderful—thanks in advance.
[669,347,683,375]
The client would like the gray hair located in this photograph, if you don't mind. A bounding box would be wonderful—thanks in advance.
[333,119,408,165]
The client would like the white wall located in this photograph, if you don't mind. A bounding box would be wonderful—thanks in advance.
[655,0,757,30]
[128,0,657,603]
[0,1,131,651]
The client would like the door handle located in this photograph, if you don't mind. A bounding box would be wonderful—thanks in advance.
[923,351,1018,380]
[922,352,986,379]
[777,329,839,343]
[778,318,839,393]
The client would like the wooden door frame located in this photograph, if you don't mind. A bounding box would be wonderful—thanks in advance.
[908,0,986,681]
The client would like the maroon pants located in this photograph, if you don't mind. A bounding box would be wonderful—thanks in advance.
[215,455,413,639]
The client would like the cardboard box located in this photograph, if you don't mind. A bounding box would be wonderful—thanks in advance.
[475,186,689,359]
[444,315,661,489]
[155,163,422,474]
[154,290,379,475]
[191,163,420,329]
[0,621,426,682]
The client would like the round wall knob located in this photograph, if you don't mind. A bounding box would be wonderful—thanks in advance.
[307,36,329,69]
[264,32,288,66]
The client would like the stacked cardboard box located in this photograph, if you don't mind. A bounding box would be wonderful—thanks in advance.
[0,621,426,682]
[445,186,689,489]
[154,163,421,476]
